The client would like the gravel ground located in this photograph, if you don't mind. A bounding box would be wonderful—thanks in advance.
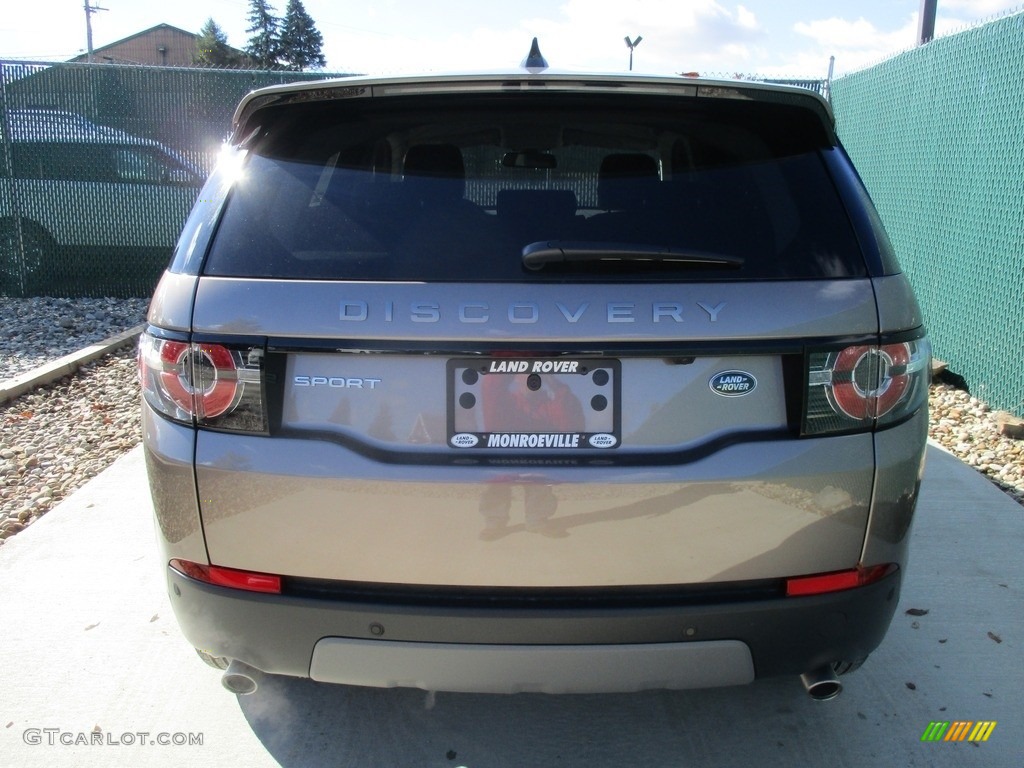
[1,346,140,543]
[926,383,1024,505]
[0,297,149,381]
[1,297,149,546]
[0,298,1021,548]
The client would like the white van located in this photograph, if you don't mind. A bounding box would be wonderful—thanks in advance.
[0,109,203,293]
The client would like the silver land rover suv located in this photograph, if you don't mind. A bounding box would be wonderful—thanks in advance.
[140,48,929,700]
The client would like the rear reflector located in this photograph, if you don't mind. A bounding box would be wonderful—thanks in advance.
[170,559,282,594]
[785,564,896,597]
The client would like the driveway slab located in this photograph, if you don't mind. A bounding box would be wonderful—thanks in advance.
[0,445,1020,767]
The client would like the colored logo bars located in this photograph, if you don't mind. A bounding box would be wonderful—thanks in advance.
[921,721,997,742]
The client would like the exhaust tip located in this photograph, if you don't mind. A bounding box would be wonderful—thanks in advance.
[800,665,842,701]
[222,659,262,695]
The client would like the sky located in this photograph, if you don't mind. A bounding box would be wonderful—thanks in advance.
[1,0,1022,79]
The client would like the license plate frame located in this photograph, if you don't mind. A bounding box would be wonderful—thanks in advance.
[446,357,620,450]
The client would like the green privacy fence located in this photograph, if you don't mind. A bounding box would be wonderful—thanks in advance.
[831,12,1024,417]
[0,60,349,298]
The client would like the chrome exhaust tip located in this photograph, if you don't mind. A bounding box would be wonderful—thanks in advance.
[800,665,842,701]
[221,659,263,695]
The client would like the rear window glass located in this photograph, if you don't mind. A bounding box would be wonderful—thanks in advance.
[203,93,866,281]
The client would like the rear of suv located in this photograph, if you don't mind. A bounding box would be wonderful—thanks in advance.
[140,55,929,698]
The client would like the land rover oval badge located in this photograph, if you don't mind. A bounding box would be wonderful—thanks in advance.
[709,371,757,397]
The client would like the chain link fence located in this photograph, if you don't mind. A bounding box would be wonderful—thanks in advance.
[0,60,343,298]
[831,11,1024,417]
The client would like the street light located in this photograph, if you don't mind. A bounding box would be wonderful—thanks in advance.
[624,35,643,71]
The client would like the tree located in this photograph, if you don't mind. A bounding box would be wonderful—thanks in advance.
[245,0,281,69]
[279,0,326,71]
[194,18,245,67]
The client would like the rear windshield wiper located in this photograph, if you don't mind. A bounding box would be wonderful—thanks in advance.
[522,241,745,271]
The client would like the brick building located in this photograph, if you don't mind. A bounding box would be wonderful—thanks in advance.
[68,23,247,68]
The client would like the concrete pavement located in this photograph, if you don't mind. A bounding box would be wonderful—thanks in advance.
[0,444,1021,768]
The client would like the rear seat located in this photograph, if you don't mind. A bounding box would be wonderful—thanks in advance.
[496,189,580,245]
[585,153,661,241]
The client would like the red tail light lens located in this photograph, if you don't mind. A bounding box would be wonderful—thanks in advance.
[139,333,266,432]
[155,340,240,419]
[786,563,896,597]
[830,344,910,419]
[170,559,282,594]
[803,336,929,435]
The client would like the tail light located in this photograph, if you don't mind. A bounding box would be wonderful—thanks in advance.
[169,559,282,594]
[785,563,897,597]
[803,335,930,435]
[139,332,266,433]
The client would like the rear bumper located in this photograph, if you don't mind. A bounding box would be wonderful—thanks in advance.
[167,565,902,693]
[311,638,755,694]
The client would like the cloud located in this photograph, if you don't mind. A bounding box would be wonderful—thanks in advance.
[735,5,758,30]
[326,0,766,75]
[320,0,1023,79]
[785,14,919,76]
[939,0,1023,15]
[794,16,911,52]
[514,0,766,73]
[781,1,1022,77]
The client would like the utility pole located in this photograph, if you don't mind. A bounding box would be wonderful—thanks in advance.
[918,0,937,44]
[624,35,643,71]
[84,0,108,63]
